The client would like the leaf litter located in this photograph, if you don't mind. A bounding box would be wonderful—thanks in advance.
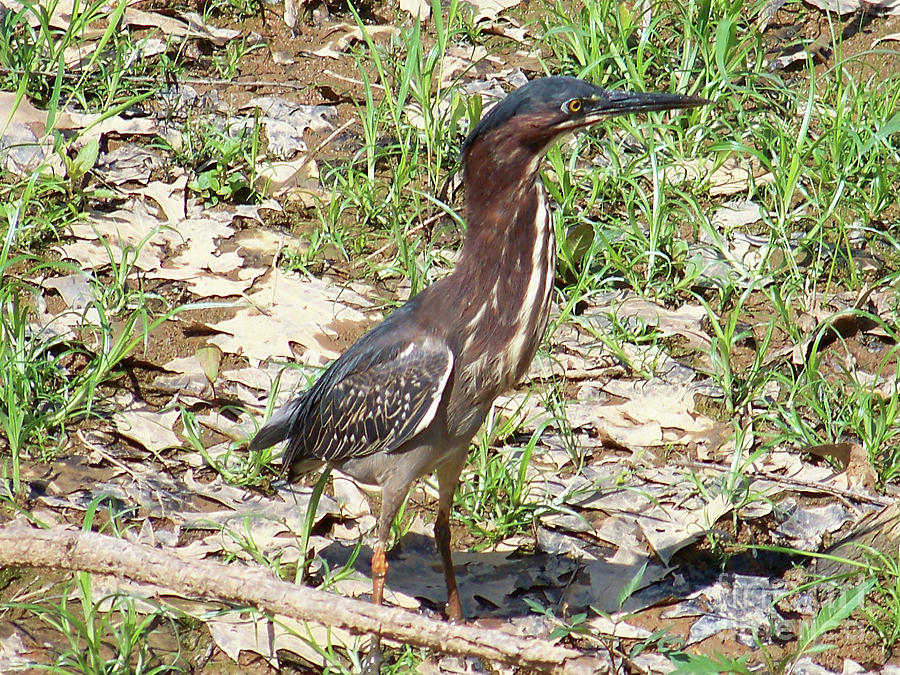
[2,0,900,673]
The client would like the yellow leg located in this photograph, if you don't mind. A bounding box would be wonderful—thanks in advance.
[435,501,462,622]
[371,541,388,606]
[364,543,388,673]
[364,485,406,673]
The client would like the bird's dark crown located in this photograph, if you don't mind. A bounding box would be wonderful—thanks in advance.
[461,76,602,156]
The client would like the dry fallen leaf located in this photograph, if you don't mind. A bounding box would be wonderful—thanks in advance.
[400,0,431,19]
[256,156,322,201]
[465,0,521,23]
[208,269,375,366]
[600,294,711,351]
[113,404,182,453]
[0,92,65,177]
[565,378,720,450]
[711,200,763,229]
[96,144,165,185]
[874,32,900,46]
[664,156,776,196]
[802,0,900,15]
[195,344,224,386]
[122,8,240,44]
[311,23,400,59]
[773,498,855,550]
[0,0,77,29]
[59,200,181,272]
[206,612,362,668]
[638,493,733,564]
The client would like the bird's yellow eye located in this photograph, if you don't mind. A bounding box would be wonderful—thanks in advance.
[566,99,583,114]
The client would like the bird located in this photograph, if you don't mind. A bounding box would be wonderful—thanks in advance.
[249,75,708,634]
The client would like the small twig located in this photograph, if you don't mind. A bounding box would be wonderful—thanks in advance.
[674,459,893,508]
[323,68,385,91]
[292,117,356,176]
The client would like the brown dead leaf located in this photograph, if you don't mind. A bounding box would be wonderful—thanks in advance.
[221,363,310,400]
[122,8,240,44]
[195,344,224,385]
[137,177,188,224]
[438,45,504,89]
[576,551,670,614]
[465,0,521,23]
[586,615,652,639]
[0,92,65,177]
[816,503,900,578]
[753,449,838,484]
[480,16,531,43]
[664,157,776,196]
[0,0,76,29]
[180,11,241,44]
[331,473,373,519]
[152,365,213,401]
[33,272,102,339]
[206,612,362,668]
[113,404,182,453]
[311,23,400,59]
[874,32,900,46]
[256,156,321,200]
[711,200,763,229]
[208,269,375,365]
[609,295,710,351]
[774,498,855,550]
[140,210,272,298]
[59,199,184,272]
[565,378,720,450]
[638,493,733,564]
[56,109,160,139]
[97,144,165,185]
[789,288,880,366]
[241,98,337,161]
[802,0,900,15]
[399,0,431,19]
[0,91,45,132]
[826,443,878,493]
[805,442,853,468]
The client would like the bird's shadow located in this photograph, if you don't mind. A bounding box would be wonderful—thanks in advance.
[320,533,575,619]
[318,531,794,620]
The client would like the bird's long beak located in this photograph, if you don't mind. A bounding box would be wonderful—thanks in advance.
[584,89,711,122]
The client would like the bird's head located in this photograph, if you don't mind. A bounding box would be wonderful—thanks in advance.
[461,76,709,169]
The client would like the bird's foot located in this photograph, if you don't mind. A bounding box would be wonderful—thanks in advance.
[445,590,463,623]
[362,636,384,675]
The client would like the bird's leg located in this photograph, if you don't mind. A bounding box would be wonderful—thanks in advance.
[364,484,408,674]
[435,458,466,623]
[435,504,461,622]
[371,540,387,604]
[365,540,387,675]
[370,486,404,607]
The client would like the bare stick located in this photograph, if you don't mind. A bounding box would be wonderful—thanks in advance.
[0,526,604,674]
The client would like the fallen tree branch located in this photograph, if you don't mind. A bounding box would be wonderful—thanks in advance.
[0,525,604,674]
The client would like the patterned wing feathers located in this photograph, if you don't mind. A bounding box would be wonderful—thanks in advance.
[285,338,453,464]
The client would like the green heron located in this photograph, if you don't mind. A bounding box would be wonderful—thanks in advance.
[250,76,707,627]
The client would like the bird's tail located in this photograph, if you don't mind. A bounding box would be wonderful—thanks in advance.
[247,395,304,452]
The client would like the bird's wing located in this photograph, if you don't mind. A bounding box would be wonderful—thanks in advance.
[283,335,454,464]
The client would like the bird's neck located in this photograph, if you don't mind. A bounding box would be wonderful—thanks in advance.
[457,136,547,272]
[437,140,556,397]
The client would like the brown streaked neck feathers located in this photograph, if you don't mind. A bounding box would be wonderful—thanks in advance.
[456,123,550,274]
